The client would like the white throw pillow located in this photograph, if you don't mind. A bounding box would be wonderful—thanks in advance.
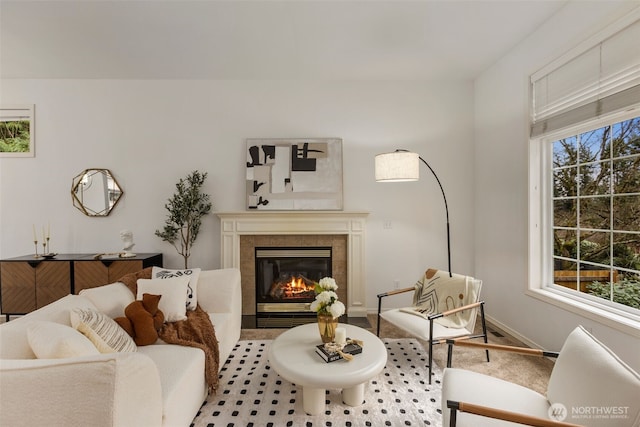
[79,282,135,318]
[70,308,137,353]
[27,321,100,359]
[151,267,201,311]
[137,276,190,322]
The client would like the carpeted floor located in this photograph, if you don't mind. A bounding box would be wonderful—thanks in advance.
[192,338,443,427]
[239,315,555,395]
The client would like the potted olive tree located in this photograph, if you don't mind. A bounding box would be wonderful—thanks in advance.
[155,170,212,268]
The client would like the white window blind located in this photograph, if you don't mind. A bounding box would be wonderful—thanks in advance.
[531,11,640,137]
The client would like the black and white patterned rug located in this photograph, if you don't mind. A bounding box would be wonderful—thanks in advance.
[191,339,443,427]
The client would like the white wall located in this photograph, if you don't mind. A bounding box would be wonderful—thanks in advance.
[0,79,475,310]
[474,1,640,370]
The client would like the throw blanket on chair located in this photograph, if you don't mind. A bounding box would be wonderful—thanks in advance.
[400,268,480,329]
[117,268,220,393]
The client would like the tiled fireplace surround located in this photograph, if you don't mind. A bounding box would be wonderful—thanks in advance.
[216,212,369,318]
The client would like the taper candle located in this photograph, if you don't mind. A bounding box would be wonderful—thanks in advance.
[32,224,37,241]
[335,327,346,346]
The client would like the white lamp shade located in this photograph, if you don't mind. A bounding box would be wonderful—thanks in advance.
[375,151,419,182]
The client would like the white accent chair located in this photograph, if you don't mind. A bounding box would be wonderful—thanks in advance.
[443,326,640,427]
[376,268,489,384]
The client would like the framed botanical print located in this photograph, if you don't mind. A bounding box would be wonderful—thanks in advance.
[0,105,35,158]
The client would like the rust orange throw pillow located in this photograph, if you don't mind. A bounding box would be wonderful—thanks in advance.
[115,293,164,346]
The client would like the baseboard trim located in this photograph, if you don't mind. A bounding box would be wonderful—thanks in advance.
[485,315,543,350]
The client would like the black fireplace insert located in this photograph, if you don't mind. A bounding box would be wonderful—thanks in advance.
[255,246,331,328]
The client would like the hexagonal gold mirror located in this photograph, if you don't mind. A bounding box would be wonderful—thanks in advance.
[71,168,123,216]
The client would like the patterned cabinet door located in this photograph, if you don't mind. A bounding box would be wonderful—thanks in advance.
[74,261,109,293]
[0,262,36,313]
[35,261,71,308]
[74,259,147,293]
[107,260,144,283]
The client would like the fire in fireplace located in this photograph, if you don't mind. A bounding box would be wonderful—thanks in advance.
[255,247,331,328]
[268,275,316,300]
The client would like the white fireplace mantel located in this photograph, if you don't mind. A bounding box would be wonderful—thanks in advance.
[216,211,369,317]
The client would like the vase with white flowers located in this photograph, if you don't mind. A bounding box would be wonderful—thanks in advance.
[310,277,346,343]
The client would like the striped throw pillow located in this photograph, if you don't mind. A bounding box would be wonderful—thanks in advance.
[70,308,137,353]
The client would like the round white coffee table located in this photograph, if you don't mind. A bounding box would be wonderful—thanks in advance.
[268,322,387,415]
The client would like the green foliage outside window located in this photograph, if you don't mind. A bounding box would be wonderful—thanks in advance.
[587,279,640,309]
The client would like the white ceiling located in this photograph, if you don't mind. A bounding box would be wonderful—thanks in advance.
[1,0,568,80]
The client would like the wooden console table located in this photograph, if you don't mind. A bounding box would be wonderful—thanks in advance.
[0,253,162,320]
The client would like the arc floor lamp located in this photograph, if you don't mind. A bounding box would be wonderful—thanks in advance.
[374,149,452,277]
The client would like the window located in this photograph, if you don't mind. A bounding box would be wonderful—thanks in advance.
[528,11,640,333]
[550,116,640,313]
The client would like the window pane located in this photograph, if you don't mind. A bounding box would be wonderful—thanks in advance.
[553,229,577,259]
[554,199,576,227]
[580,231,610,264]
[612,232,640,271]
[579,197,610,230]
[554,167,577,197]
[613,156,640,194]
[579,161,610,195]
[553,137,578,167]
[580,126,610,162]
[613,195,640,232]
[612,277,640,309]
[554,260,578,291]
[613,117,640,156]
[580,264,617,299]
[554,259,577,272]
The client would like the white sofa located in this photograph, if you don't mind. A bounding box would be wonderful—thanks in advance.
[0,268,241,427]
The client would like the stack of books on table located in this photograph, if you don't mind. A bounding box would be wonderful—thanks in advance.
[315,341,363,363]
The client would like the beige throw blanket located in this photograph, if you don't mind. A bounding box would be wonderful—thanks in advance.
[118,268,220,393]
[400,268,481,329]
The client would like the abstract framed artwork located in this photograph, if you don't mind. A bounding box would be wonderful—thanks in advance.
[0,105,35,158]
[246,138,343,210]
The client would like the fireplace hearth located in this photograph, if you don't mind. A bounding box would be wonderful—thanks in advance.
[255,247,331,327]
